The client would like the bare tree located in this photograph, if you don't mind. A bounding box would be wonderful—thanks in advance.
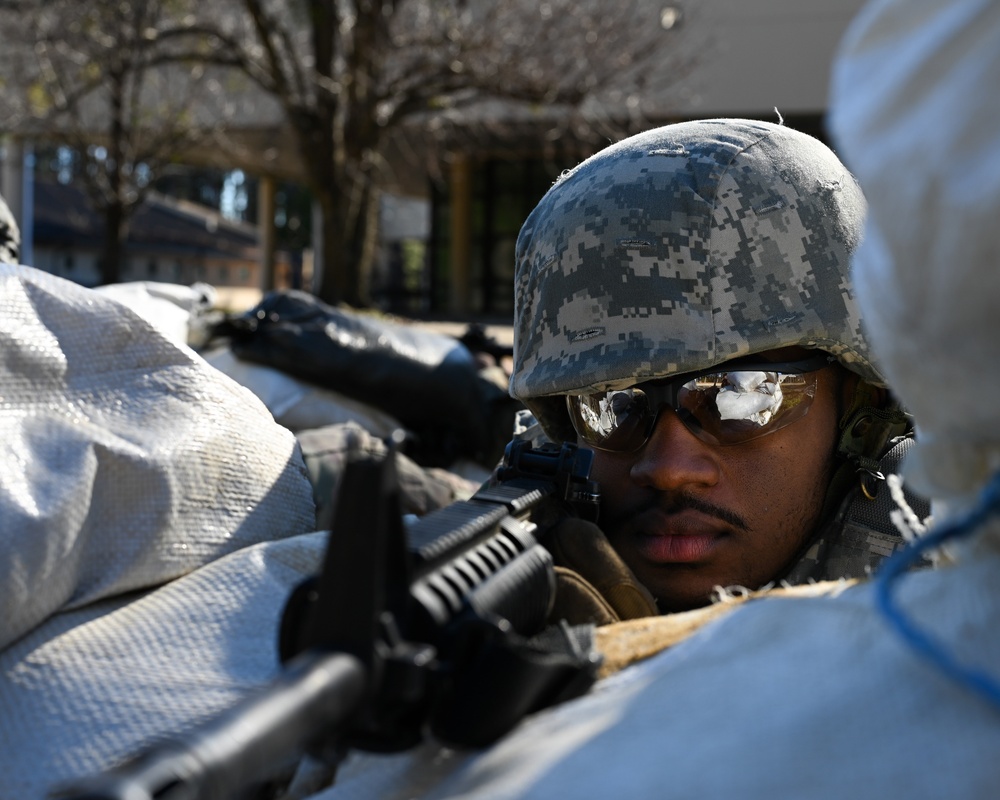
[1,0,686,302]
[168,0,685,307]
[0,0,235,285]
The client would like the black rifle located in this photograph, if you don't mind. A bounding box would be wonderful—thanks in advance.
[55,438,601,800]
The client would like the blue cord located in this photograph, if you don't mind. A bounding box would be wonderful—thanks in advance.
[875,470,1000,710]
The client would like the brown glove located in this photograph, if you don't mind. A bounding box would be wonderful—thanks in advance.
[544,516,659,626]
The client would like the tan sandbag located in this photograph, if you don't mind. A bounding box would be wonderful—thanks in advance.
[594,580,856,679]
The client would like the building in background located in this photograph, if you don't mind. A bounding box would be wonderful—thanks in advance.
[1,0,867,316]
[30,180,271,290]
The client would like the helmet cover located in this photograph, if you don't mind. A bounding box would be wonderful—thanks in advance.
[510,118,878,441]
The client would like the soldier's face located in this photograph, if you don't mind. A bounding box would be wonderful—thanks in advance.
[586,348,846,613]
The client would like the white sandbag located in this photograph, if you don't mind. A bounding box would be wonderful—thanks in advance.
[0,264,317,651]
[203,346,403,436]
[828,0,1000,522]
[319,551,1000,799]
[94,280,217,347]
[0,532,326,799]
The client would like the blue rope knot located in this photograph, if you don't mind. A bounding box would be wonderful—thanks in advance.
[875,470,1000,709]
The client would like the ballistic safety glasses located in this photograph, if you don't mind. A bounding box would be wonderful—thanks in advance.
[567,353,834,453]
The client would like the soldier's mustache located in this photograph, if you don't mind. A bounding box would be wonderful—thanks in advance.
[607,492,750,532]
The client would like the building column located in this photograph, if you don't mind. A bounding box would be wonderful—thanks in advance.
[257,174,276,291]
[449,153,472,314]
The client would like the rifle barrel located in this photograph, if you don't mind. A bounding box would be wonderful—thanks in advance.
[55,650,365,800]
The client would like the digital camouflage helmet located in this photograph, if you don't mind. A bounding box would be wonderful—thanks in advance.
[510,118,882,444]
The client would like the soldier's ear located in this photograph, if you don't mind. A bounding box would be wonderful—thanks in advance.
[839,371,859,411]
[838,372,887,421]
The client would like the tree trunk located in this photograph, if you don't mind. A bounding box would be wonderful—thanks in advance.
[314,166,380,308]
[100,200,126,286]
[101,62,127,287]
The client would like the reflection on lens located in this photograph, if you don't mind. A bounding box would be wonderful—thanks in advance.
[715,371,783,425]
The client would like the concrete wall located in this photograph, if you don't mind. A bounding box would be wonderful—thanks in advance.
[666,0,868,117]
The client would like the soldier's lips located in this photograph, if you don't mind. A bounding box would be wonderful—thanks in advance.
[627,510,728,564]
[633,532,720,563]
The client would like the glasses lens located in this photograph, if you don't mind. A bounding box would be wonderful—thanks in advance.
[678,370,818,445]
[568,388,652,452]
[568,366,821,452]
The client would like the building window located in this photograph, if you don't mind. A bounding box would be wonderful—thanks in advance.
[430,156,572,314]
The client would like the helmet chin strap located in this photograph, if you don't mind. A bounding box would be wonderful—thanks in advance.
[819,381,912,519]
